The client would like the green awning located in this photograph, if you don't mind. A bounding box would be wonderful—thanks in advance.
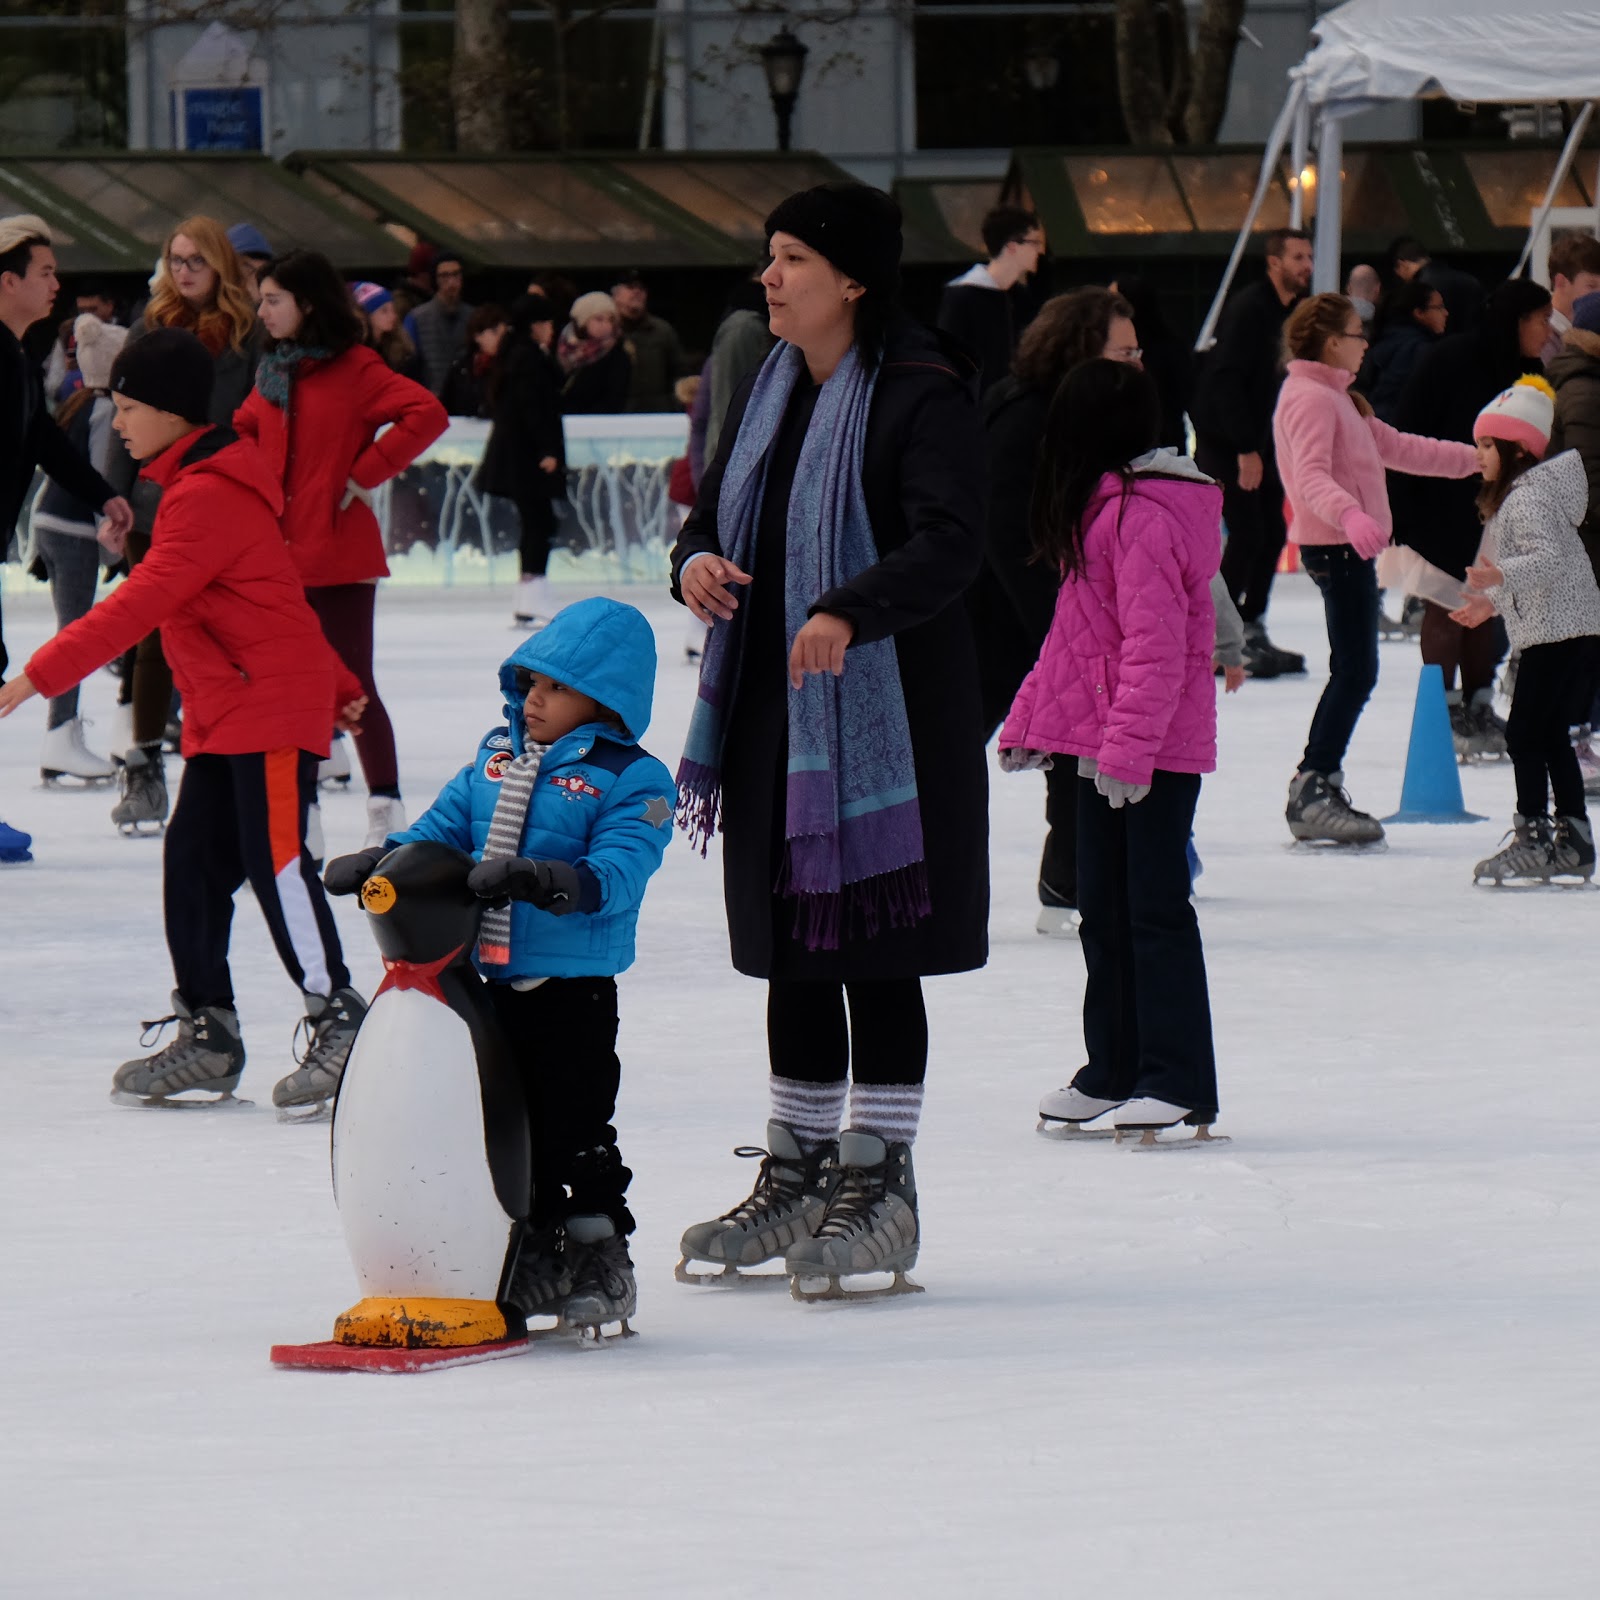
[0,160,149,273]
[892,176,999,263]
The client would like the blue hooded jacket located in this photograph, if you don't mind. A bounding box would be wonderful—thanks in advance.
[389,597,676,982]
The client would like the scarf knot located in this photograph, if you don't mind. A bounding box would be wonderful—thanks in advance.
[255,342,333,410]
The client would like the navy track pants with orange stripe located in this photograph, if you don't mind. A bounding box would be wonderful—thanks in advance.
[164,749,350,1012]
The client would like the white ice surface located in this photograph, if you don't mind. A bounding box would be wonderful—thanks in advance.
[2,575,1597,1598]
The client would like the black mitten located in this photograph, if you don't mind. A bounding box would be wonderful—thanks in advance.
[323,846,386,896]
[467,857,582,915]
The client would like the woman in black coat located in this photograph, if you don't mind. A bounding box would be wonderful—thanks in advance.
[1390,279,1551,723]
[476,295,567,628]
[671,182,987,1297]
[1357,280,1448,424]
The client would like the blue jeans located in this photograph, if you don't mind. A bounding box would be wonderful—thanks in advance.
[1299,545,1379,776]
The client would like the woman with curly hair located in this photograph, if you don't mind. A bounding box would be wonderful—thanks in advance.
[105,215,263,834]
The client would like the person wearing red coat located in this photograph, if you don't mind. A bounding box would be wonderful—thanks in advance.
[0,329,370,1113]
[236,249,447,849]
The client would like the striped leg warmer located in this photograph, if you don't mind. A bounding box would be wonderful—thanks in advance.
[847,1081,925,1145]
[769,1074,847,1149]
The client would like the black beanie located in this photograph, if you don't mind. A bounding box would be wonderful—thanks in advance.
[765,181,903,303]
[109,327,215,425]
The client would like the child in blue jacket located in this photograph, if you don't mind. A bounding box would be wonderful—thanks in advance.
[323,597,675,1334]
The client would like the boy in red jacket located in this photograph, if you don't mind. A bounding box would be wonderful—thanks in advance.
[0,328,370,1112]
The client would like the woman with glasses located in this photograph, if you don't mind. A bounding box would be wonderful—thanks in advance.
[1273,293,1478,846]
[104,216,263,834]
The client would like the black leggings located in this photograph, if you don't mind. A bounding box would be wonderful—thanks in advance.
[515,494,557,577]
[1507,636,1600,819]
[305,583,399,797]
[1421,602,1505,698]
[766,978,928,1086]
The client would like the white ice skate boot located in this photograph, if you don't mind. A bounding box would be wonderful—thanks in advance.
[514,574,554,630]
[318,733,352,789]
[362,795,406,850]
[785,1131,923,1303]
[40,717,117,786]
[678,1122,839,1284]
[1112,1096,1228,1149]
[112,993,247,1108]
[106,702,134,765]
[1038,1084,1124,1138]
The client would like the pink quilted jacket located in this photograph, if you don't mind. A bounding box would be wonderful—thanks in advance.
[1000,471,1222,784]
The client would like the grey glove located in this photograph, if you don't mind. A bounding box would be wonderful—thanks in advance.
[998,747,1054,773]
[1095,772,1151,809]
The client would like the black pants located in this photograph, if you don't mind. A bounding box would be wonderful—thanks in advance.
[486,977,633,1234]
[766,978,928,1086]
[1074,771,1217,1119]
[124,526,175,748]
[305,583,400,797]
[1040,760,1078,908]
[515,493,557,577]
[1200,449,1286,624]
[1507,636,1600,819]
[164,750,350,1012]
[1299,545,1379,776]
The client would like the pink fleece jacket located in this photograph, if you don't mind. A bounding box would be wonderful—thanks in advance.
[1000,471,1221,785]
[1273,359,1478,545]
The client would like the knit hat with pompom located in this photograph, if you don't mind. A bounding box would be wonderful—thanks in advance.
[1474,374,1556,459]
[73,314,128,392]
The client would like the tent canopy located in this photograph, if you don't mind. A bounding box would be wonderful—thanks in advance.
[1303,0,1600,113]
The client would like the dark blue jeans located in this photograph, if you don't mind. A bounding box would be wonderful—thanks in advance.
[1074,771,1218,1120]
[1299,545,1379,775]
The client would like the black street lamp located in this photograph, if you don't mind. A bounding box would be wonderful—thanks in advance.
[760,27,809,152]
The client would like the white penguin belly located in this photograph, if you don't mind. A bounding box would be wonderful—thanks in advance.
[333,987,514,1301]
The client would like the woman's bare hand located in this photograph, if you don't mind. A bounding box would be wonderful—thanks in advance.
[788,613,855,690]
[682,555,753,625]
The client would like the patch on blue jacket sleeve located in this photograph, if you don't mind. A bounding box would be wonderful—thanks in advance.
[641,796,673,828]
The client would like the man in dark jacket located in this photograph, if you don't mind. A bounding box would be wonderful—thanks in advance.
[1193,227,1311,677]
[0,215,131,683]
[405,254,474,397]
[612,271,686,413]
[937,206,1045,392]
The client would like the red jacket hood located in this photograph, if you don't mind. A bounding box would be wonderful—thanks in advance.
[139,426,285,519]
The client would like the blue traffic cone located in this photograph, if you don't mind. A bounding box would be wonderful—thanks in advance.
[1384,664,1486,824]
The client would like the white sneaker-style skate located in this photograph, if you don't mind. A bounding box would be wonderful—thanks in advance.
[40,717,117,786]
[106,703,134,765]
[318,734,352,789]
[1037,1084,1124,1139]
[1112,1096,1229,1150]
[514,574,554,630]
[1035,905,1081,938]
[362,795,406,851]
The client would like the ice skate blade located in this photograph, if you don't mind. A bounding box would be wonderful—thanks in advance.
[790,1270,924,1304]
[530,1318,637,1346]
[1037,1117,1119,1141]
[275,1099,333,1124]
[675,1257,791,1287]
[41,771,116,788]
[270,1336,531,1373]
[110,1088,253,1111]
[116,821,164,838]
[1284,836,1387,854]
[1116,1125,1231,1151]
[1474,875,1596,891]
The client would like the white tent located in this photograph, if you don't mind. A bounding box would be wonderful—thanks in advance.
[1198,0,1600,347]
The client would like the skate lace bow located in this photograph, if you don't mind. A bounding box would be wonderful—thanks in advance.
[138,1013,182,1049]
[719,1145,796,1224]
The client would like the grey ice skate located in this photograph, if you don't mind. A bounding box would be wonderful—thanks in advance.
[112,993,246,1107]
[1473,815,1555,885]
[785,1131,923,1303]
[274,986,366,1117]
[111,744,168,835]
[1286,769,1385,846]
[677,1121,839,1285]
[558,1215,637,1340]
[1550,814,1596,881]
[1467,689,1508,761]
[508,1221,573,1322]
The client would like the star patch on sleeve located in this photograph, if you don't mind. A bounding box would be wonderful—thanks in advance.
[641,796,673,828]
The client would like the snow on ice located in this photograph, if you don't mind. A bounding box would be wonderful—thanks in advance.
[2,575,1596,1597]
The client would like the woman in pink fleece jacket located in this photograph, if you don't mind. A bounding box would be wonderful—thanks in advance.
[999,361,1221,1142]
[1274,292,1478,844]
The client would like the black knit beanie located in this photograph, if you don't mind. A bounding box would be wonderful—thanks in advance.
[109,327,215,424]
[765,181,903,303]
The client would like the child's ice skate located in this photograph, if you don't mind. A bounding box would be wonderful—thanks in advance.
[785,1131,923,1303]
[1112,1096,1229,1150]
[555,1215,637,1343]
[507,1221,573,1323]
[1037,1083,1124,1138]
[677,1122,838,1285]
[275,987,367,1120]
[111,994,248,1108]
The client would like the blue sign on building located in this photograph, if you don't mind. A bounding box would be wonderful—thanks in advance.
[176,86,264,152]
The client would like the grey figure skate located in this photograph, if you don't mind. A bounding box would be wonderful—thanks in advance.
[274,987,366,1120]
[556,1215,637,1343]
[111,994,247,1108]
[111,744,168,835]
[785,1131,923,1304]
[677,1121,839,1285]
[1286,769,1385,847]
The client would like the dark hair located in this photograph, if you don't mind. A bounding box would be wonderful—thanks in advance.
[467,302,508,340]
[1548,231,1600,285]
[434,254,465,282]
[1479,277,1552,388]
[1031,359,1162,576]
[1264,228,1311,262]
[1477,436,1541,522]
[0,232,49,282]
[486,294,552,409]
[259,249,362,353]
[1386,278,1443,325]
[1389,235,1430,268]
[981,206,1039,260]
[55,385,97,430]
[75,280,114,304]
[1014,287,1133,389]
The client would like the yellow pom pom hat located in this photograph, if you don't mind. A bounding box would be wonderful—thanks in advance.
[1474,373,1557,459]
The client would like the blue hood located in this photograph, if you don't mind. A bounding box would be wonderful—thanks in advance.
[498,597,658,752]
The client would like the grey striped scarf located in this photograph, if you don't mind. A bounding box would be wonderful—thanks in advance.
[477,742,547,965]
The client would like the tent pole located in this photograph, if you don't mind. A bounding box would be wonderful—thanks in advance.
[1289,90,1311,231]
[1195,77,1305,351]
[1514,99,1595,278]
[1312,112,1343,294]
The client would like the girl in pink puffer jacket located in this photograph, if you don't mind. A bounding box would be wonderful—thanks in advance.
[999,360,1222,1143]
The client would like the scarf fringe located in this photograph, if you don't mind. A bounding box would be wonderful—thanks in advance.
[778,855,932,953]
[674,760,721,856]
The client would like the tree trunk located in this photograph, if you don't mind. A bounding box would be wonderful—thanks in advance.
[1115,0,1175,145]
[1161,1,1192,138]
[452,0,511,153]
[1183,0,1246,144]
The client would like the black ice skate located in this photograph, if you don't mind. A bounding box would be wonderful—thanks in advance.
[507,1221,573,1324]
[1286,769,1385,847]
[111,994,248,1108]
[1552,814,1597,881]
[110,744,168,835]
[275,987,367,1120]
[556,1215,637,1342]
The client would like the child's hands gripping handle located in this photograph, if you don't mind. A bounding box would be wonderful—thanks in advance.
[466,857,582,916]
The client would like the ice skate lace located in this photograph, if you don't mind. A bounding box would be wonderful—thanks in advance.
[568,1236,630,1299]
[133,1014,216,1073]
[814,1161,884,1241]
[291,998,357,1071]
[718,1146,803,1225]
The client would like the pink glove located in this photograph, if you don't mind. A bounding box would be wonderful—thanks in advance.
[1341,508,1388,560]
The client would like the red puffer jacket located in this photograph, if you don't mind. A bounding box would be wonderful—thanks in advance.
[28,428,362,759]
[233,343,447,587]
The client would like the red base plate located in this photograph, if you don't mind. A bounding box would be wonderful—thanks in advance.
[270,1336,530,1373]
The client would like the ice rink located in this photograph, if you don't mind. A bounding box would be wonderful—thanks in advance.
[3,574,1596,1598]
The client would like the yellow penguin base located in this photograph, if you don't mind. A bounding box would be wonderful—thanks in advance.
[333,1296,510,1349]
